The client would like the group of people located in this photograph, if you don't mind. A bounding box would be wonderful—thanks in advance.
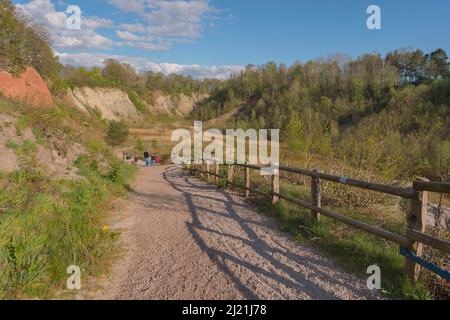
[125,151,161,167]
[143,151,161,167]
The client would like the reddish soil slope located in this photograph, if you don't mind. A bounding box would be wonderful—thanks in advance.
[0,67,53,106]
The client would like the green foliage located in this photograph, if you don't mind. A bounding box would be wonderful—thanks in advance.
[127,89,147,113]
[191,49,450,182]
[102,59,138,86]
[285,110,332,165]
[145,70,218,96]
[0,232,47,296]
[62,66,117,88]
[106,120,129,146]
[0,0,62,82]
[151,138,159,149]
[50,78,69,96]
[0,92,136,299]
[61,59,215,113]
[0,150,136,298]
[135,138,145,153]
[5,140,18,150]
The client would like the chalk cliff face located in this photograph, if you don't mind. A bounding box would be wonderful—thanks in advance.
[150,93,209,117]
[67,86,208,120]
[67,87,141,121]
[0,67,53,107]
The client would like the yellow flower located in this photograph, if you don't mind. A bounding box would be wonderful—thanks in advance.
[102,225,110,232]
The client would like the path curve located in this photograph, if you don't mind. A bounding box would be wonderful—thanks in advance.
[94,165,381,300]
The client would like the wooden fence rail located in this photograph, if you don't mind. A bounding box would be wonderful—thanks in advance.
[413,181,450,193]
[185,160,450,282]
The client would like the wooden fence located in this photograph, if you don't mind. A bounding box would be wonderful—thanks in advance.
[186,160,450,282]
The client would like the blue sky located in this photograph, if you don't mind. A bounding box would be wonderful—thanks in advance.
[12,0,450,78]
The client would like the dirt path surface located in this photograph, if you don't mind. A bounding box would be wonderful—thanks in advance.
[93,165,381,300]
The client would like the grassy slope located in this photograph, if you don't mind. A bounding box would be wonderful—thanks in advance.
[0,97,136,299]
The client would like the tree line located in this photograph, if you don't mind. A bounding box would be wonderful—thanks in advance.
[191,50,450,183]
[61,59,219,107]
[0,0,61,85]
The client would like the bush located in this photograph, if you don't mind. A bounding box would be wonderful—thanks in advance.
[106,120,128,146]
[127,89,147,113]
[135,138,145,153]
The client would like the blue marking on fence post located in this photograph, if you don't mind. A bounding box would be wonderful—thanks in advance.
[400,247,450,281]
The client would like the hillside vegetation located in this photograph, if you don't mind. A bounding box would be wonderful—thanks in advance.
[192,51,450,185]
[0,96,137,299]
[190,52,450,298]
[0,0,62,91]
[0,1,138,298]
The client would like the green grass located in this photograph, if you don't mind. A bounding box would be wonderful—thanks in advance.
[5,140,18,150]
[0,154,136,299]
[0,96,136,299]
[255,183,433,299]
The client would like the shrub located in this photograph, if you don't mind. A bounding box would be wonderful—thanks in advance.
[135,138,145,153]
[127,89,147,113]
[106,120,128,146]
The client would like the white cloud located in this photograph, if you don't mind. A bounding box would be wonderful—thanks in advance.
[116,30,144,41]
[108,0,147,12]
[16,0,114,50]
[15,0,232,71]
[110,0,216,40]
[120,23,147,34]
[57,52,243,80]
[15,0,168,51]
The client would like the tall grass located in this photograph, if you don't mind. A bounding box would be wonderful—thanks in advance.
[0,155,135,299]
[0,97,136,299]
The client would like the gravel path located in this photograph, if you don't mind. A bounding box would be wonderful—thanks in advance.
[94,165,381,300]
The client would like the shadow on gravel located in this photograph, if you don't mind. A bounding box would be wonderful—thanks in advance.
[162,165,376,300]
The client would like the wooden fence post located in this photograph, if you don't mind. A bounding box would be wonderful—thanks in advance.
[311,169,321,223]
[271,170,280,204]
[227,164,234,189]
[202,161,205,179]
[206,160,210,182]
[244,163,250,198]
[405,182,428,281]
[215,162,219,183]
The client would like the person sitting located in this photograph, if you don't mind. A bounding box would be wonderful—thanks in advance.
[155,155,161,165]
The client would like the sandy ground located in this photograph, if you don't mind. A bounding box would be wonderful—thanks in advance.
[90,164,382,300]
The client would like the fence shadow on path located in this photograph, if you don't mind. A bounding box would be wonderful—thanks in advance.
[162,165,378,300]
